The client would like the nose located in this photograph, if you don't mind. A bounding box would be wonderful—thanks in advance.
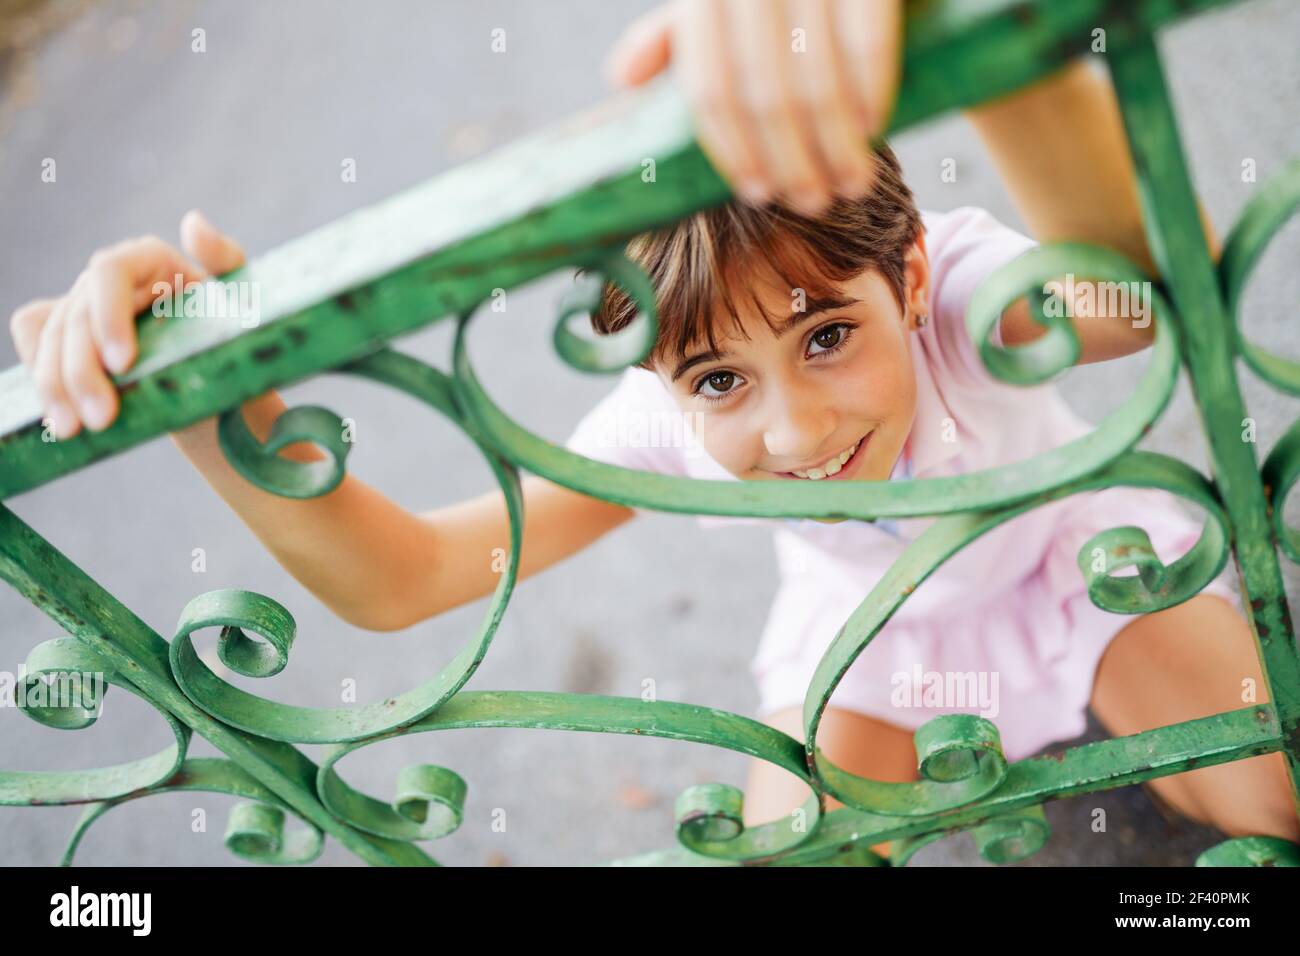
[761,376,836,467]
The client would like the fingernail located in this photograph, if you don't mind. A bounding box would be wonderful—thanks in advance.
[49,402,77,436]
[792,189,829,216]
[736,178,771,205]
[80,395,111,430]
[837,174,871,199]
[106,343,131,373]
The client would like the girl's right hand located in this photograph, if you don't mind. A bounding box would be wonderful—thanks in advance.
[8,209,246,439]
[603,0,903,217]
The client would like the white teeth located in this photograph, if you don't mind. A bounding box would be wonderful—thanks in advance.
[791,439,860,480]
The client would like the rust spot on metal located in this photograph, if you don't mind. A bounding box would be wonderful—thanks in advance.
[1283,720,1300,759]
[1101,0,1143,26]
[252,344,282,363]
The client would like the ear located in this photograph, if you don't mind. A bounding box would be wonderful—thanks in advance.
[901,229,931,330]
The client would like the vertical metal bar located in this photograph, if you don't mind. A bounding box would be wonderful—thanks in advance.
[1106,31,1300,812]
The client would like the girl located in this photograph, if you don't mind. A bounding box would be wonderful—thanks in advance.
[558,151,1282,851]
[10,2,1297,860]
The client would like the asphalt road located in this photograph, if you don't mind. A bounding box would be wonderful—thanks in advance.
[1,0,1297,866]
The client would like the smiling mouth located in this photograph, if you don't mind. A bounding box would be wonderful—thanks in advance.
[773,431,873,481]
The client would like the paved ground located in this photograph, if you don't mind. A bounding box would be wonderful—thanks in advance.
[1,0,1297,867]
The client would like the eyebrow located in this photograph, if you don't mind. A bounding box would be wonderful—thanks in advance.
[670,295,861,383]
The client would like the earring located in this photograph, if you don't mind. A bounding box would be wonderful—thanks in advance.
[914,311,929,329]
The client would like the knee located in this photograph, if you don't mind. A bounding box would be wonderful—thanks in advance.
[1219,803,1300,844]
[1218,754,1300,844]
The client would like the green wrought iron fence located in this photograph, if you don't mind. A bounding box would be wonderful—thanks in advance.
[2,0,1298,867]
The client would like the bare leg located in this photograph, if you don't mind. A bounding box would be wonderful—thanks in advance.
[1090,592,1300,842]
[743,704,919,859]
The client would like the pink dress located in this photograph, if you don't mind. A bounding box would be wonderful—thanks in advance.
[562,206,1239,762]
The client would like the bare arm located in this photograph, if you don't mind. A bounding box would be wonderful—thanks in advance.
[962,59,1220,362]
[171,391,635,632]
[169,391,442,632]
[10,211,634,635]
[402,473,635,628]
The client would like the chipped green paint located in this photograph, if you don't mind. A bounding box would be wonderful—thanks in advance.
[1,0,1297,867]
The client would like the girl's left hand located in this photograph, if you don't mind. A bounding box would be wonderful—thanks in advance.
[603,0,904,217]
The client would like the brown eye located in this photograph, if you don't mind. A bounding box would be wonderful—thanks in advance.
[808,322,855,358]
[694,369,741,402]
[813,326,843,350]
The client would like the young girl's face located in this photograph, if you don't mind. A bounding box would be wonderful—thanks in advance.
[654,233,930,486]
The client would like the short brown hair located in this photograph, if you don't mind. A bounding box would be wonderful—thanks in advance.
[584,142,922,373]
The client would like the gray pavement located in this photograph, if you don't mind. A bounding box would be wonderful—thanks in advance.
[1,0,1297,866]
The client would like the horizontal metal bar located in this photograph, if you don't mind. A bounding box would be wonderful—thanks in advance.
[0,0,1239,498]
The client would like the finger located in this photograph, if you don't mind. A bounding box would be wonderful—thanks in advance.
[9,297,56,368]
[833,0,903,138]
[83,234,206,376]
[32,303,79,438]
[83,260,155,376]
[788,0,874,199]
[725,0,828,216]
[678,0,771,203]
[179,208,246,276]
[61,299,118,432]
[604,1,677,87]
